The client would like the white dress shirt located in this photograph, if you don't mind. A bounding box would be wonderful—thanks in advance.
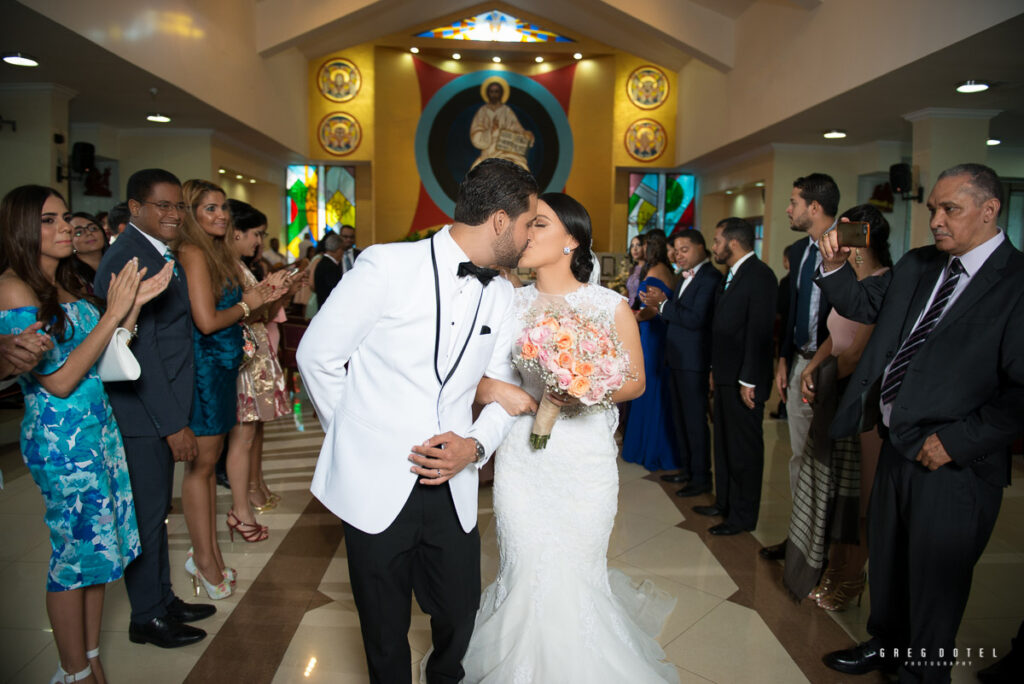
[129,222,172,258]
[796,226,832,353]
[432,226,486,375]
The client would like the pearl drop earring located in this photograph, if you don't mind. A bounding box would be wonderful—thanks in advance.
[563,247,571,255]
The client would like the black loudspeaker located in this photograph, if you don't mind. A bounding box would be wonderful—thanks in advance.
[71,142,95,173]
[889,163,912,193]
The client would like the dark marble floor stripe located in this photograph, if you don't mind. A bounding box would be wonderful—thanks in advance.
[183,497,345,683]
[650,473,884,684]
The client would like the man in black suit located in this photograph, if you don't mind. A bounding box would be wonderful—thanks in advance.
[314,232,345,308]
[641,230,722,495]
[338,223,361,275]
[818,164,1024,682]
[95,169,213,648]
[693,218,777,535]
[762,173,839,561]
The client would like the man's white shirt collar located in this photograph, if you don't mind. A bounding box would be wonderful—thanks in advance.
[730,250,755,276]
[129,222,171,257]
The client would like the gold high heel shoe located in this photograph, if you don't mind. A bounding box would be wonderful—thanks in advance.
[817,573,866,612]
[248,482,277,512]
[809,567,837,602]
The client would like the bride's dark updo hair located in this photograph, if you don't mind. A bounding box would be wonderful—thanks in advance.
[539,192,593,283]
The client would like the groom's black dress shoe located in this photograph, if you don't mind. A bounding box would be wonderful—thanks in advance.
[759,539,788,561]
[709,523,745,536]
[692,505,724,517]
[166,597,216,623]
[675,482,711,497]
[129,616,206,648]
[823,640,896,675]
[659,472,689,483]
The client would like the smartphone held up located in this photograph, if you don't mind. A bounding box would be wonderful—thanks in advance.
[836,221,871,248]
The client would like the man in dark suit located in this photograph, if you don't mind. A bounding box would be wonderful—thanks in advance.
[314,232,344,308]
[641,230,722,495]
[95,169,213,648]
[818,164,1024,682]
[693,218,777,535]
[762,173,839,561]
[338,223,362,275]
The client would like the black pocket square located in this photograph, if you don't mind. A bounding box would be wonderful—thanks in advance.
[480,325,491,335]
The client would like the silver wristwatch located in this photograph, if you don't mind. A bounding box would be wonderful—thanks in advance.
[470,437,485,463]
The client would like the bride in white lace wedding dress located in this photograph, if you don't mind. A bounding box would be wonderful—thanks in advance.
[462,194,679,684]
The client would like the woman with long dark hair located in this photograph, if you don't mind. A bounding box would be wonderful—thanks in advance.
[70,212,108,292]
[784,204,893,610]
[621,231,679,471]
[175,180,286,600]
[625,233,646,309]
[0,185,171,684]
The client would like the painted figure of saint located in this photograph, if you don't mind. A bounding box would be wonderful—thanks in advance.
[470,77,534,170]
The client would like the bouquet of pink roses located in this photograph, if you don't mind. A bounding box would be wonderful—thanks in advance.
[513,307,631,449]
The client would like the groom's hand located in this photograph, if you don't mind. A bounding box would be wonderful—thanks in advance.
[409,432,478,485]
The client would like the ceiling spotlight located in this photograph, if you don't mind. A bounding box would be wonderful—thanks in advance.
[146,113,171,123]
[452,53,461,60]
[535,56,544,63]
[492,56,501,63]
[987,138,1001,146]
[725,189,734,195]
[956,80,989,94]
[573,52,583,60]
[823,129,847,139]
[249,178,256,184]
[218,168,226,174]
[2,52,39,67]
[754,181,765,187]
[410,47,419,54]
[235,174,243,180]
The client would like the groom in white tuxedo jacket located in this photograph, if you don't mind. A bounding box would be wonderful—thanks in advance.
[297,159,539,684]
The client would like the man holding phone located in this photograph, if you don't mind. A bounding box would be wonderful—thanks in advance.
[762,173,839,561]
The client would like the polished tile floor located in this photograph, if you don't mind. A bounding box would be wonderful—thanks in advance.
[1,409,1021,683]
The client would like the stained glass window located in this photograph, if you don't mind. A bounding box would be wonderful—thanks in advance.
[415,10,573,43]
[285,165,356,258]
[627,172,696,243]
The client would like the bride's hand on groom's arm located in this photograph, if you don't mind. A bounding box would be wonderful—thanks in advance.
[409,432,480,485]
[475,377,538,416]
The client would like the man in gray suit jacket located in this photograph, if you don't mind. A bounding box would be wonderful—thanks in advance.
[95,169,212,648]
[818,164,1024,682]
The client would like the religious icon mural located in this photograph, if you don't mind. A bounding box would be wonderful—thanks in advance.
[413,63,575,223]
[318,112,362,156]
[627,65,669,110]
[317,58,361,102]
[624,118,667,162]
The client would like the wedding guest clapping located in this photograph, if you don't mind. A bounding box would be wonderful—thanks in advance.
[0,185,172,683]
[70,212,108,290]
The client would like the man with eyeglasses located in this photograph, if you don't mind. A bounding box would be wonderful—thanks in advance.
[95,168,214,649]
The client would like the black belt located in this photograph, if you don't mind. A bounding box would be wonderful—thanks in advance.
[795,349,816,360]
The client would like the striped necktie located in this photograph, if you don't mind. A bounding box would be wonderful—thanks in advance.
[879,258,964,405]
[723,269,734,290]
[163,251,180,277]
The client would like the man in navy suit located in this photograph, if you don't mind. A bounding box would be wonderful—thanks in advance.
[641,230,722,496]
[96,169,213,648]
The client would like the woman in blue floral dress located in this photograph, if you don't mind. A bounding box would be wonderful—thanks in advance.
[0,186,172,684]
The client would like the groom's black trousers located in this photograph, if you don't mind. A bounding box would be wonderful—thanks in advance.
[343,481,481,684]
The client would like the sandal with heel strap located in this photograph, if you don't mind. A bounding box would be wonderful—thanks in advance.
[226,509,269,543]
[817,572,866,612]
[50,663,92,684]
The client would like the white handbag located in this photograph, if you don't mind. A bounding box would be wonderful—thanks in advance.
[97,327,141,382]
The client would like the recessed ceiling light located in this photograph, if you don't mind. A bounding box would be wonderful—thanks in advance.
[725,189,734,195]
[410,47,419,54]
[249,178,256,184]
[755,181,765,187]
[823,129,847,139]
[987,138,1001,146]
[573,53,583,60]
[452,53,461,60]
[218,168,226,174]
[492,56,501,63]
[2,52,39,67]
[956,80,989,94]
[146,113,171,123]
[535,56,544,63]
[235,174,243,180]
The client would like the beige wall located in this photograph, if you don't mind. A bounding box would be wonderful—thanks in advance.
[24,0,309,154]
[675,0,1024,165]
[0,84,75,197]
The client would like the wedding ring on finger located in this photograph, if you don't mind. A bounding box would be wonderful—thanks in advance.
[436,469,442,478]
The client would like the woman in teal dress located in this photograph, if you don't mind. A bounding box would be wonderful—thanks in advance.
[0,185,172,684]
[174,180,286,600]
[622,232,680,471]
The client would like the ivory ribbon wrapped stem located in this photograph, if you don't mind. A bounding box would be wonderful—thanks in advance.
[529,394,561,449]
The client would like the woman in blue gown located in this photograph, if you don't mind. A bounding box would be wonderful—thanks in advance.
[175,179,286,600]
[622,232,679,471]
[0,185,171,684]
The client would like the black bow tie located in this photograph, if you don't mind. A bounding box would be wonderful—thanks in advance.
[457,261,499,286]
